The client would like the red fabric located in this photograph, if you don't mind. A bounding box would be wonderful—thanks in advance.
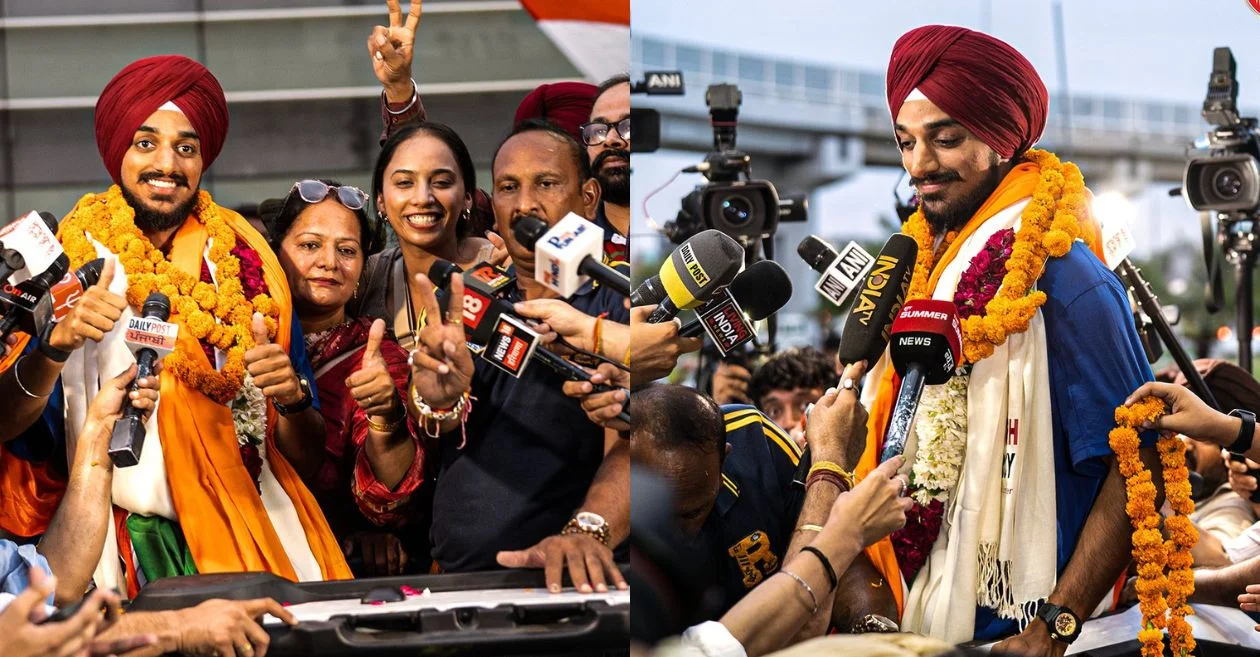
[513,82,598,142]
[113,506,141,600]
[886,26,1048,159]
[308,318,426,530]
[95,55,229,184]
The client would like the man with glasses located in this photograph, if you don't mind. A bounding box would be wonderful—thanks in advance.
[0,55,351,603]
[582,75,631,266]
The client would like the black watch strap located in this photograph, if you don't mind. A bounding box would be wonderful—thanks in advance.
[1228,409,1256,456]
[1036,602,1081,644]
[272,377,313,415]
[37,323,71,363]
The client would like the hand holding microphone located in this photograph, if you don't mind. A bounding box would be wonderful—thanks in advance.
[563,362,630,432]
[805,360,870,471]
[632,229,743,323]
[108,292,177,467]
[46,258,126,354]
[629,305,702,386]
[514,214,629,297]
[880,299,962,463]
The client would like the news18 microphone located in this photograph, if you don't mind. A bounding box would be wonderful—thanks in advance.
[835,233,918,367]
[880,299,962,463]
[109,292,177,468]
[680,260,791,355]
[797,235,875,309]
[513,214,630,297]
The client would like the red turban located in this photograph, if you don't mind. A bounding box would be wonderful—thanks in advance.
[886,26,1048,159]
[513,82,598,142]
[95,55,229,185]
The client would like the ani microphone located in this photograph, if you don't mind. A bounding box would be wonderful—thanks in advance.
[108,292,178,468]
[797,235,875,308]
[880,299,962,463]
[835,233,918,367]
[514,213,630,297]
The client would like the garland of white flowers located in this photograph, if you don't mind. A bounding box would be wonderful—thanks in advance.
[909,373,970,507]
[231,373,267,449]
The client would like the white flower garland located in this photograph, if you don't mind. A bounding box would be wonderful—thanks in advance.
[909,373,970,506]
[231,372,267,448]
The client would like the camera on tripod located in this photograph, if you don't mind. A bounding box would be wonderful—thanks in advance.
[662,83,807,247]
[1183,48,1260,214]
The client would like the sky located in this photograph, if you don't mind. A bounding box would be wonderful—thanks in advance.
[629,0,1260,262]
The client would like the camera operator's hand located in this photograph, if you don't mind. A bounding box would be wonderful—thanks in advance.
[804,361,869,471]
[1125,381,1242,448]
[710,361,752,405]
[563,363,629,431]
[629,305,701,386]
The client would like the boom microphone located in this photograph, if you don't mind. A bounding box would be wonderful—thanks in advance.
[797,235,875,308]
[880,299,962,462]
[835,233,918,367]
[679,260,792,356]
[514,214,630,297]
[109,292,177,468]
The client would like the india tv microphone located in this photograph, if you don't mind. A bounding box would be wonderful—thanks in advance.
[109,292,177,468]
[835,233,918,367]
[680,260,791,357]
[514,214,630,297]
[797,235,876,308]
[880,299,962,463]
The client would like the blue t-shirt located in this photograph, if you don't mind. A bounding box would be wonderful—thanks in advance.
[972,243,1155,640]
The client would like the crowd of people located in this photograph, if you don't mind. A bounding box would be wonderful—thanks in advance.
[0,1,642,654]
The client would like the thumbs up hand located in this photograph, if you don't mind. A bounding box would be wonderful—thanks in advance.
[48,256,128,353]
[244,312,304,407]
[347,319,403,425]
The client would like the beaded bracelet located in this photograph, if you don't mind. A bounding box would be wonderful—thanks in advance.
[410,383,473,444]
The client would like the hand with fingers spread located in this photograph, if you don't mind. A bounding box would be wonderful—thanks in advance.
[827,455,912,547]
[1123,380,1242,448]
[343,530,410,577]
[369,0,423,104]
[408,273,474,411]
[47,258,126,353]
[496,532,628,595]
[486,231,511,268]
[244,312,305,407]
[710,361,752,405]
[0,566,145,657]
[173,598,296,657]
[804,361,870,471]
[563,363,629,431]
[347,319,404,426]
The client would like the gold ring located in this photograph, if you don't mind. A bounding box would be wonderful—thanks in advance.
[238,643,254,656]
[446,310,461,326]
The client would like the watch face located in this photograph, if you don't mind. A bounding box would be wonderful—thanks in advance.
[576,512,606,530]
[1054,612,1077,637]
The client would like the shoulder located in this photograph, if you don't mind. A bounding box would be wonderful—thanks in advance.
[720,404,802,466]
[1039,242,1125,309]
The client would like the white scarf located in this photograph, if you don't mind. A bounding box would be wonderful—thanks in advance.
[60,237,323,593]
[877,199,1059,641]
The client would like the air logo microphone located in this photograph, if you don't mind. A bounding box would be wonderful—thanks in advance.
[881,299,962,463]
[836,233,918,367]
[109,292,177,468]
[797,235,875,308]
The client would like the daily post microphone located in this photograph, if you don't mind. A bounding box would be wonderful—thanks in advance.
[514,214,630,297]
[680,260,792,355]
[880,299,962,463]
[836,233,918,367]
[109,293,177,468]
[797,235,876,308]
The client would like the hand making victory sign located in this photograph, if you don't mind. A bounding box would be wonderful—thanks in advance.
[370,0,423,104]
[408,273,474,414]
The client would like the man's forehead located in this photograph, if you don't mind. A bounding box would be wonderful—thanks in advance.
[494,131,572,176]
[893,99,955,130]
[591,82,630,119]
[137,108,197,135]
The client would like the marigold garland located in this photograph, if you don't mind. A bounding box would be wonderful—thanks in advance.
[901,149,1085,365]
[1112,397,1196,657]
[59,185,280,404]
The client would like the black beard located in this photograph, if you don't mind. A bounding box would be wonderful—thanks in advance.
[593,149,630,206]
[919,164,1004,235]
[121,183,198,233]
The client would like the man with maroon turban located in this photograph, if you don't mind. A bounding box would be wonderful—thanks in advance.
[0,54,352,608]
[804,26,1159,653]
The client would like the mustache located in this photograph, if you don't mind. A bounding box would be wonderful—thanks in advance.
[593,148,630,170]
[909,171,962,188]
[139,171,189,187]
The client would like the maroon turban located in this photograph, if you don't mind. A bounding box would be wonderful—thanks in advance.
[95,55,229,185]
[886,26,1048,159]
[513,82,598,142]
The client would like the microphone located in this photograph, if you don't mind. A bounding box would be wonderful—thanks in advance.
[637,230,744,323]
[880,299,962,462]
[30,258,106,338]
[835,233,918,367]
[108,292,177,468]
[0,212,67,342]
[797,235,875,308]
[514,214,630,297]
[680,260,791,355]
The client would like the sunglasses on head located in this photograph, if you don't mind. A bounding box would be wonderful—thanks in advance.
[579,118,631,147]
[285,179,368,211]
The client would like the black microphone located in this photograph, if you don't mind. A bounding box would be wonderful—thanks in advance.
[880,300,962,463]
[835,233,918,367]
[108,293,175,468]
[0,246,25,286]
[679,260,792,338]
[0,211,67,340]
[630,230,743,318]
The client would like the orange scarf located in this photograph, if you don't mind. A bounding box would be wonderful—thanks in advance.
[859,162,1104,616]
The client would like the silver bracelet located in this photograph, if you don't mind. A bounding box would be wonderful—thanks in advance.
[780,568,819,615]
[13,354,49,399]
[383,79,418,115]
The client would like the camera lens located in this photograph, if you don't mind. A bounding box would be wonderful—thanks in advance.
[1213,167,1244,199]
[721,196,753,226]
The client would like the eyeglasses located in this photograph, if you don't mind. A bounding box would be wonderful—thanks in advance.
[579,118,631,146]
[286,179,368,211]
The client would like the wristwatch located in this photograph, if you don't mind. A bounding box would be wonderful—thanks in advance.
[272,376,313,415]
[1035,602,1081,644]
[1227,409,1256,456]
[562,511,610,547]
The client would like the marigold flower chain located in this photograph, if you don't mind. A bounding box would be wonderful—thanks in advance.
[1111,397,1196,657]
[59,186,280,404]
